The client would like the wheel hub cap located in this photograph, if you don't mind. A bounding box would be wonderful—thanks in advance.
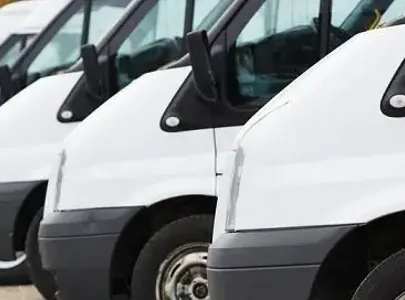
[191,279,209,299]
[156,243,209,300]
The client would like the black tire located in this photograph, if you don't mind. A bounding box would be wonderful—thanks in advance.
[352,249,405,300]
[131,214,214,300]
[25,208,57,300]
[0,262,30,286]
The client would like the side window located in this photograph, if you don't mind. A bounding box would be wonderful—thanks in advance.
[87,0,132,44]
[193,0,220,29]
[331,0,359,27]
[115,0,186,89]
[379,0,405,25]
[231,0,321,107]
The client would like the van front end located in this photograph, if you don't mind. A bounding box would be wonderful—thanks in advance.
[39,67,215,300]
[40,146,146,299]
[39,205,144,299]
[208,225,356,300]
[208,25,405,300]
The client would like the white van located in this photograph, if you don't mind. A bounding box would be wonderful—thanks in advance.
[38,1,405,300]
[0,0,75,284]
[207,22,405,300]
[0,0,234,298]
[0,0,139,293]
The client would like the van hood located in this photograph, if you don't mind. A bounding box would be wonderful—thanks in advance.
[0,72,82,182]
[53,67,192,210]
[63,67,192,154]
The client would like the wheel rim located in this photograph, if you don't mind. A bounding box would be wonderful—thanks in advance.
[156,243,209,300]
[0,252,26,269]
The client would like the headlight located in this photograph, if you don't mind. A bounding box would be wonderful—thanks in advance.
[225,148,245,232]
[44,149,66,215]
[54,149,67,210]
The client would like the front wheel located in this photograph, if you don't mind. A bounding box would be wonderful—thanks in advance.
[352,249,405,300]
[25,208,57,300]
[131,214,213,300]
[0,254,29,285]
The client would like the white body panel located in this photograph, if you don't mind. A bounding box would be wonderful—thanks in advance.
[48,67,216,212]
[0,72,81,183]
[218,25,405,234]
[48,67,215,211]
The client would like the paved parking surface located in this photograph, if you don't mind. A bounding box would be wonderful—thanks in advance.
[0,285,41,300]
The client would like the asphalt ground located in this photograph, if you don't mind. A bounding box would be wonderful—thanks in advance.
[0,285,41,300]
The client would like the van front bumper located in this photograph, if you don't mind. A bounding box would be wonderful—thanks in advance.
[207,225,357,300]
[39,206,144,300]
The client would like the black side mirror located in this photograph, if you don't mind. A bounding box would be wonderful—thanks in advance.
[0,65,14,103]
[186,30,217,103]
[81,44,103,98]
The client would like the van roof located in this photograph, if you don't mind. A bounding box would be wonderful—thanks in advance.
[0,0,43,14]
[0,0,43,36]
[0,0,45,43]
[15,0,72,35]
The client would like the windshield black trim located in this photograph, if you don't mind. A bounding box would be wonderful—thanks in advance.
[81,0,92,45]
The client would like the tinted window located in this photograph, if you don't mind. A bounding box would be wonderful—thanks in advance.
[232,0,322,106]
[379,0,405,24]
[230,0,393,107]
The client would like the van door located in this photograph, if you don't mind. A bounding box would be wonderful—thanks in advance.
[213,0,332,178]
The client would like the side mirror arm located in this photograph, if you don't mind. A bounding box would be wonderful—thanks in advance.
[81,44,104,100]
[186,30,218,103]
[0,65,14,104]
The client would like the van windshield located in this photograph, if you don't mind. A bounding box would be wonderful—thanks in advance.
[25,0,132,78]
[0,34,35,67]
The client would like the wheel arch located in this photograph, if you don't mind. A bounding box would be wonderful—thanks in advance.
[310,210,405,300]
[109,194,217,297]
[13,181,48,252]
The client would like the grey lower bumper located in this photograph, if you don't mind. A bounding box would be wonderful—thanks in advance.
[39,206,144,300]
[207,225,357,300]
